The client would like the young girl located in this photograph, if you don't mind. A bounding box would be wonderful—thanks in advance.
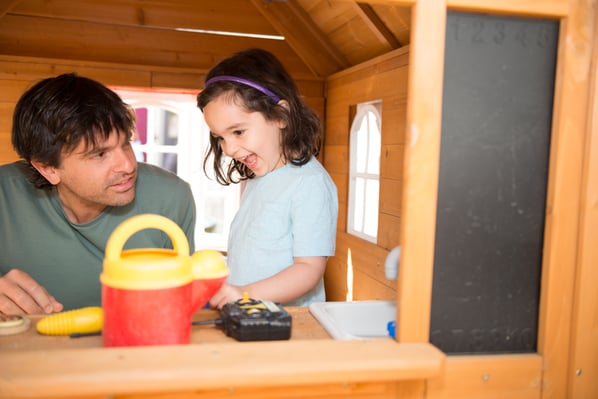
[197,48,338,308]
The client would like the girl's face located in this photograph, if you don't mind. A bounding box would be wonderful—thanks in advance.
[203,94,285,177]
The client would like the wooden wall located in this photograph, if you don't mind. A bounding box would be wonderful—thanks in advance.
[0,50,399,304]
[0,55,325,165]
[323,47,409,301]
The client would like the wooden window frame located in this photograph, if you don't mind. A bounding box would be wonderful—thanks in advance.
[392,0,596,398]
[347,101,382,244]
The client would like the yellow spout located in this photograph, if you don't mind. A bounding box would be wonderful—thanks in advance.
[36,307,103,336]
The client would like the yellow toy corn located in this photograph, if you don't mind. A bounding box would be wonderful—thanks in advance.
[36,306,103,336]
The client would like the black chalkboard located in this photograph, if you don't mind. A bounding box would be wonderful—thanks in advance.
[429,11,559,354]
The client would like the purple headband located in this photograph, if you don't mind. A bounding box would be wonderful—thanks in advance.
[204,75,281,103]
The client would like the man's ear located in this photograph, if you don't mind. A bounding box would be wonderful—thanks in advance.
[30,160,60,185]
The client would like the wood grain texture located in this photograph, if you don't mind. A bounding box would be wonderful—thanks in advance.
[566,3,598,397]
[427,354,542,399]
[395,0,445,343]
[1,310,444,399]
[536,2,594,397]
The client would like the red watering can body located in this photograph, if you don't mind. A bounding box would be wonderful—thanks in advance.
[100,214,228,347]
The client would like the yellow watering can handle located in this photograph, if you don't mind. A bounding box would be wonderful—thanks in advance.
[105,214,189,261]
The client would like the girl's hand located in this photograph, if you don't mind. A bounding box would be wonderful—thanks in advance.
[208,283,244,309]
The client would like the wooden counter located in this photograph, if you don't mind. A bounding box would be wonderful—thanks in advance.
[0,307,444,399]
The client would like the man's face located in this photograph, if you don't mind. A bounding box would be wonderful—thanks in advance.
[39,131,138,223]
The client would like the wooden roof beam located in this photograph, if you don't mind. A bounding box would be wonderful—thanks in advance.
[355,2,402,49]
[0,0,20,19]
[250,0,350,78]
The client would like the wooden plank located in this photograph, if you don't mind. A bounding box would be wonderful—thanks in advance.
[0,102,16,164]
[396,0,446,343]
[150,71,204,91]
[0,137,19,165]
[0,309,328,352]
[0,0,20,18]
[372,4,412,47]
[324,114,350,145]
[0,102,13,124]
[0,55,200,77]
[324,235,397,301]
[9,0,280,36]
[351,267,398,300]
[0,14,313,78]
[427,354,542,399]
[377,212,401,250]
[380,177,402,216]
[380,144,404,181]
[118,381,402,399]
[336,201,348,234]
[0,79,33,102]
[334,231,396,286]
[381,98,408,146]
[355,2,401,50]
[250,0,349,78]
[536,2,594,398]
[324,256,351,301]
[324,47,409,304]
[327,46,410,84]
[446,0,568,17]
[1,340,444,398]
[298,0,393,66]
[0,56,323,94]
[323,144,349,176]
[567,3,598,397]
[367,0,568,17]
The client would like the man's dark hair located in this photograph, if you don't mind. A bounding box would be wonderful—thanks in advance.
[12,73,136,189]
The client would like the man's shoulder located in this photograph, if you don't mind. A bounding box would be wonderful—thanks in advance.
[0,160,33,186]
[138,163,185,184]
[0,160,27,175]
[136,163,191,194]
[138,162,176,178]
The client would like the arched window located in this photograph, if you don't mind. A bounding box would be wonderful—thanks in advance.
[347,101,381,243]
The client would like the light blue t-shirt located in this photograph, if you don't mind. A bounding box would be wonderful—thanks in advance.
[226,157,338,306]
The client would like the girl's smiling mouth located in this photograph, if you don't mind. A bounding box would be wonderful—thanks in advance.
[240,154,258,170]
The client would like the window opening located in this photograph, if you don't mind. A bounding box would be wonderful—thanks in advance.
[116,89,239,251]
[347,101,381,243]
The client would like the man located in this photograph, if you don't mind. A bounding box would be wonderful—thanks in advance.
[0,73,196,314]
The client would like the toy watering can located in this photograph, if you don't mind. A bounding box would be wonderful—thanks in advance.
[100,214,228,347]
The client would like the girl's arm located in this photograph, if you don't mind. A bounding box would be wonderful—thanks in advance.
[208,256,326,308]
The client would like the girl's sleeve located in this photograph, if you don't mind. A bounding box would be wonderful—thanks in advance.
[291,173,338,256]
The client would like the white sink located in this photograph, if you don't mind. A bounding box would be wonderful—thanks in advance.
[309,300,396,340]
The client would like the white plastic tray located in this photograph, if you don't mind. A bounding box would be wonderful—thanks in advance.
[308,300,396,340]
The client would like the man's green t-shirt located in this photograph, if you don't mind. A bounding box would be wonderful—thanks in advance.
[0,161,196,310]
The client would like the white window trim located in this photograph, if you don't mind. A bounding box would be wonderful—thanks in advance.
[347,101,382,244]
[115,89,239,251]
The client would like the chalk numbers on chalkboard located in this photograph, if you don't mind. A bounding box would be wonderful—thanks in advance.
[449,16,555,49]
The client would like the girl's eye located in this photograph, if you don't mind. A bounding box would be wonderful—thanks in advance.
[233,129,244,136]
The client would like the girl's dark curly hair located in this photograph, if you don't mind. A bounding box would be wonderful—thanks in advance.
[12,73,136,189]
[197,48,322,185]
